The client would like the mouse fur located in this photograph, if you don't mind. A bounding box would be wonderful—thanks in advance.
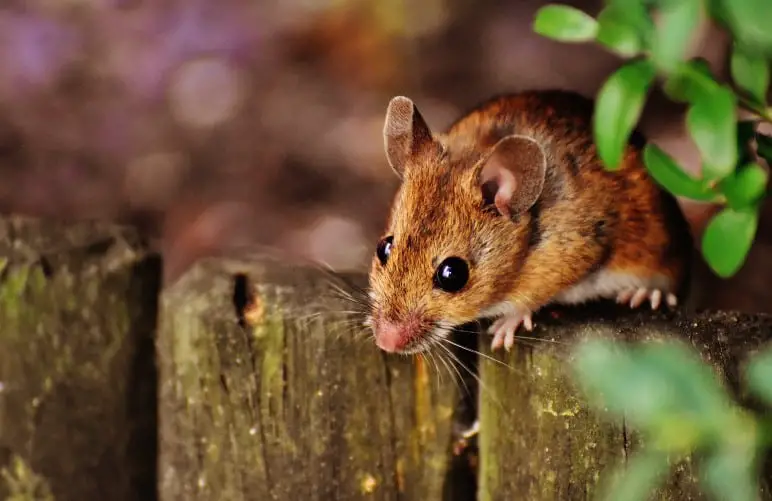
[366,89,693,353]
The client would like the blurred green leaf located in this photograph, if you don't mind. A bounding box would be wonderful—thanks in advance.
[756,133,772,165]
[573,341,640,412]
[643,144,719,201]
[597,448,670,501]
[573,341,677,428]
[716,0,772,56]
[701,444,759,501]
[632,342,734,449]
[686,87,738,180]
[745,346,772,408]
[719,162,768,209]
[704,0,731,29]
[594,59,656,169]
[533,4,598,42]
[702,206,759,277]
[573,340,731,439]
[731,44,770,105]
[595,3,652,57]
[663,59,718,104]
[650,0,702,72]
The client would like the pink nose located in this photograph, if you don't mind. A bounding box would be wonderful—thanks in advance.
[375,320,411,353]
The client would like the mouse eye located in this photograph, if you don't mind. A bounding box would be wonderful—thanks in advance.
[376,236,394,265]
[434,257,469,293]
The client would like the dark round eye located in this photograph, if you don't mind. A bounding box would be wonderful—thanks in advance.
[376,236,394,265]
[434,257,469,293]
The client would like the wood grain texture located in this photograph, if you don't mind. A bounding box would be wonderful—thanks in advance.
[478,304,772,501]
[6,216,772,501]
[158,258,462,501]
[0,217,160,501]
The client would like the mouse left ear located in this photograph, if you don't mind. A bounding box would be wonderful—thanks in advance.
[478,135,547,219]
[383,96,434,178]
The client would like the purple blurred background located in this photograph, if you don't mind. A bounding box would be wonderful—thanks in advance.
[0,0,768,312]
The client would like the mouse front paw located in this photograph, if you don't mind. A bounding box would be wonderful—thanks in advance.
[616,287,678,310]
[488,306,534,351]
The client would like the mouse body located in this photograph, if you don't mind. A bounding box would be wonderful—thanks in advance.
[366,90,693,353]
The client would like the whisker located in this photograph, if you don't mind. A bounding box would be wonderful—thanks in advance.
[434,339,504,411]
[437,335,513,370]
[451,325,568,346]
[424,350,444,387]
[327,285,369,305]
[434,349,456,388]
[432,340,470,396]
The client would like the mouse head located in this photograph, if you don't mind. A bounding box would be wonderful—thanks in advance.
[367,96,547,354]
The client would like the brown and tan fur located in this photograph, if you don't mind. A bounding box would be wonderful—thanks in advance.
[367,89,692,354]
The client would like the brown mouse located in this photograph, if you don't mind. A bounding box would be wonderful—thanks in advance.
[365,90,693,353]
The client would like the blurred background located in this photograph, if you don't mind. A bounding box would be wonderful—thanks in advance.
[0,0,768,311]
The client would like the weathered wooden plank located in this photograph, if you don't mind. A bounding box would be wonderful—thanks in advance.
[478,304,772,501]
[0,216,161,501]
[158,258,462,501]
[9,215,772,501]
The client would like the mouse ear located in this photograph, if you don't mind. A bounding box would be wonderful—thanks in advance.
[383,96,434,178]
[478,135,547,219]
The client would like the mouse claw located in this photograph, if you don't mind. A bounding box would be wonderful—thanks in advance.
[649,289,662,310]
[630,288,649,308]
[616,287,677,311]
[489,308,534,351]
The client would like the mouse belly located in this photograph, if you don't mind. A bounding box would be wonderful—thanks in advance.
[551,269,678,309]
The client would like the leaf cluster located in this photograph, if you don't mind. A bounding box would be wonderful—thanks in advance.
[573,339,772,501]
[533,2,772,499]
[534,0,772,277]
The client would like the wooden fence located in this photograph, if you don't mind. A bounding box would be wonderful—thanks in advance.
[1,216,771,501]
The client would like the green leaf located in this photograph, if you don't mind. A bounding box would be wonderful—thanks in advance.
[717,0,772,56]
[704,0,727,24]
[594,59,656,169]
[745,346,772,407]
[533,4,598,42]
[573,341,673,427]
[650,0,702,72]
[597,448,670,501]
[595,3,652,57]
[701,445,759,501]
[702,206,759,277]
[573,340,732,438]
[731,44,770,105]
[686,87,738,180]
[718,162,768,209]
[643,144,719,202]
[663,59,718,104]
[573,341,637,411]
[756,133,772,165]
[634,343,733,430]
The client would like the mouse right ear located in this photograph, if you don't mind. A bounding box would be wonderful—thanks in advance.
[478,135,547,219]
[383,96,434,178]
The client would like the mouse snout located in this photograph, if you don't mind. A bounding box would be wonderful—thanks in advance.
[373,315,424,353]
[374,320,410,352]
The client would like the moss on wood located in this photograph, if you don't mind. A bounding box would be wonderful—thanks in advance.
[0,217,160,501]
[6,215,772,501]
[158,258,460,501]
[478,304,772,501]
